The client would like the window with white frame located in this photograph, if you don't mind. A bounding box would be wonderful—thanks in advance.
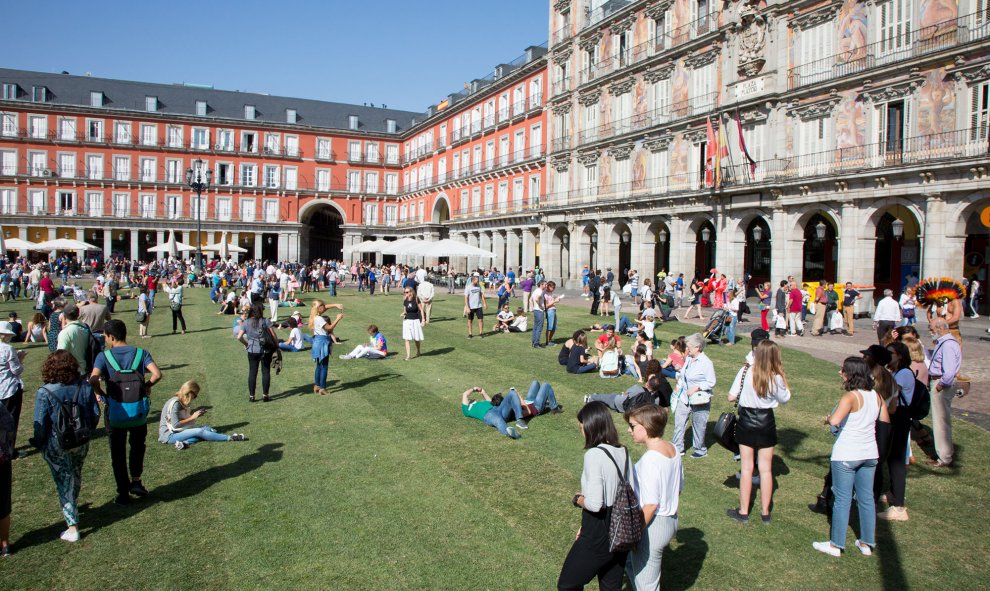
[584,163,597,190]
[114,121,132,144]
[513,178,524,207]
[57,153,76,178]
[471,107,482,133]
[0,150,15,175]
[192,127,209,150]
[690,61,716,114]
[461,149,470,175]
[513,85,526,114]
[0,189,16,214]
[284,167,297,190]
[240,198,255,222]
[286,108,297,124]
[57,191,74,214]
[241,131,257,153]
[384,205,397,226]
[87,119,104,142]
[140,193,156,218]
[145,96,157,112]
[798,116,831,174]
[29,115,47,139]
[798,21,835,83]
[615,93,633,134]
[215,162,232,186]
[484,100,495,128]
[530,77,543,108]
[497,181,508,210]
[32,86,48,102]
[285,135,299,157]
[263,165,280,188]
[196,101,207,117]
[581,47,599,83]
[970,81,989,145]
[167,125,183,147]
[471,187,481,211]
[29,189,46,214]
[484,184,494,210]
[348,141,361,161]
[90,92,103,107]
[216,196,231,221]
[1,84,16,100]
[240,163,257,187]
[244,105,256,120]
[86,191,103,216]
[873,98,911,158]
[499,135,510,166]
[366,142,379,163]
[166,194,182,219]
[452,115,462,141]
[264,133,280,155]
[555,168,570,199]
[215,129,233,151]
[650,149,670,191]
[317,138,333,160]
[59,118,76,141]
[316,169,330,191]
[877,0,912,58]
[29,152,47,177]
[452,153,461,178]
[473,145,483,172]
[485,141,495,169]
[347,170,361,192]
[649,7,673,52]
[514,130,525,161]
[165,159,182,184]
[140,123,157,146]
[112,192,129,217]
[439,124,447,147]
[651,78,672,123]
[385,173,398,195]
[264,199,279,223]
[365,171,378,193]
[385,144,398,164]
[437,158,447,183]
[140,157,156,182]
[583,104,599,140]
[195,193,207,219]
[458,190,468,213]
[363,202,378,225]
[613,157,631,191]
[86,154,103,179]
[113,156,130,181]
[529,175,541,204]
[2,112,18,137]
[348,115,358,130]
[530,124,543,157]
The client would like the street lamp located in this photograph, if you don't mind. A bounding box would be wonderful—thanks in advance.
[752,225,763,242]
[591,232,598,244]
[891,218,904,240]
[815,220,827,241]
[701,227,711,243]
[621,230,631,244]
[185,158,212,270]
[657,228,668,244]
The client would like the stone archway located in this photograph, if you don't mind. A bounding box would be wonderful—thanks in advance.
[868,203,923,296]
[432,193,451,224]
[299,200,346,262]
[801,213,838,283]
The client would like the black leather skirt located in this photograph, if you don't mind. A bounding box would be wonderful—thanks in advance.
[736,406,777,449]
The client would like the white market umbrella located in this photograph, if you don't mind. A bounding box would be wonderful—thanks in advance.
[202,231,248,258]
[379,237,422,256]
[147,230,197,256]
[349,240,384,254]
[32,238,100,251]
[3,238,36,251]
[406,239,496,259]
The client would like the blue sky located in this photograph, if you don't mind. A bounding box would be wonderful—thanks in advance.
[5,0,549,114]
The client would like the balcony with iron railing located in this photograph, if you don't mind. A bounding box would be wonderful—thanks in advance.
[543,126,990,208]
[552,76,572,96]
[575,92,718,148]
[552,24,572,47]
[789,11,990,90]
[399,148,544,195]
[451,194,541,220]
[584,0,635,31]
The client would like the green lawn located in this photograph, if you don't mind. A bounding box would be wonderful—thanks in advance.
[2,287,989,590]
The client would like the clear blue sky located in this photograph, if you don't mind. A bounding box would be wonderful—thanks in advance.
[5,0,549,114]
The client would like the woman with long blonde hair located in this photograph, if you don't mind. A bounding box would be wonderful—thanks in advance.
[727,339,791,523]
[307,299,343,395]
[158,381,246,449]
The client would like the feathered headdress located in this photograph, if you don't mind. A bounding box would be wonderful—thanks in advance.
[914,277,965,306]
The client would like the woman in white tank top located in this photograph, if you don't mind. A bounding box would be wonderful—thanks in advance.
[814,357,890,558]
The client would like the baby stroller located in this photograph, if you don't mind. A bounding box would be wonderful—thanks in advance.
[703,309,731,344]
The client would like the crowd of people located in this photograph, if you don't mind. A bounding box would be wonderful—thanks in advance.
[0,253,979,591]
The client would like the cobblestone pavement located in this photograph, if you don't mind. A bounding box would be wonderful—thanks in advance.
[550,288,990,431]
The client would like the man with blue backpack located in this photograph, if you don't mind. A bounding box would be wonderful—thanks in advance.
[88,319,162,507]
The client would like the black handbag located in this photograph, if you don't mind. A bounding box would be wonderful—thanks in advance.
[714,411,739,454]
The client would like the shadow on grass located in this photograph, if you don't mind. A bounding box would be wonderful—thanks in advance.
[662,527,708,591]
[326,373,401,393]
[157,363,189,371]
[420,347,454,357]
[14,443,284,552]
[875,510,908,591]
[269,384,316,400]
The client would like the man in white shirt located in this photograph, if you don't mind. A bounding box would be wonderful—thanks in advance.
[872,289,902,343]
[417,279,435,323]
[415,266,428,284]
[463,274,486,338]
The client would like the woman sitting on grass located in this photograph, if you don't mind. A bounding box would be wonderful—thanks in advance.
[559,330,585,366]
[159,380,246,449]
[658,337,686,380]
[26,312,47,344]
[495,304,514,333]
[339,325,388,360]
[278,318,306,352]
[566,333,598,374]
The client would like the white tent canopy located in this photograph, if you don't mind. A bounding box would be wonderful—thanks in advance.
[2,237,35,251]
[405,239,496,258]
[31,238,100,251]
[349,240,384,254]
[147,230,197,255]
[378,237,422,256]
[202,231,248,258]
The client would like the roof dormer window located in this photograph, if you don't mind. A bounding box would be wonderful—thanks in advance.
[196,101,208,116]
[90,91,104,107]
[348,115,359,130]
[145,96,158,112]
[286,108,297,124]
[245,105,256,120]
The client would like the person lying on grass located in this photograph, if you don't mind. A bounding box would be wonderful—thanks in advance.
[159,380,246,449]
[461,382,564,439]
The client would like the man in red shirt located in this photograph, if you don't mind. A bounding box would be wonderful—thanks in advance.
[594,324,622,354]
[788,281,804,336]
[811,280,827,336]
[146,274,158,310]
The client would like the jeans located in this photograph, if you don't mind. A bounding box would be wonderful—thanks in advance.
[618,315,632,334]
[171,308,187,332]
[278,343,303,352]
[108,423,147,496]
[329,281,337,297]
[614,306,621,329]
[482,390,525,437]
[314,356,329,389]
[524,380,559,413]
[571,363,598,374]
[546,308,557,333]
[532,310,545,347]
[166,426,230,445]
[247,351,273,399]
[661,366,677,380]
[830,458,877,549]
[726,314,737,344]
[671,398,709,454]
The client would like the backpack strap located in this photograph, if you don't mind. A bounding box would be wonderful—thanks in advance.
[130,348,144,371]
[104,349,122,372]
[596,445,628,482]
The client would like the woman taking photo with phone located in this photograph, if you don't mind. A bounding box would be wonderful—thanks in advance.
[159,380,246,449]
[308,299,343,395]
[558,401,631,591]
[624,404,682,590]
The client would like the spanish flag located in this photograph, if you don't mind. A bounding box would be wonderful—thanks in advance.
[437,99,449,111]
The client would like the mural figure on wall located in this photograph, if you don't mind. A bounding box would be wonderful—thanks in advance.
[919,0,958,37]
[669,135,692,190]
[632,146,648,191]
[917,68,955,148]
[672,0,692,45]
[834,91,866,161]
[671,60,690,117]
[836,0,868,64]
[599,153,613,194]
[634,79,648,122]
[634,13,649,60]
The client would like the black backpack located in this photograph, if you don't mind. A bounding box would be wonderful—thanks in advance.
[82,325,102,374]
[597,447,645,553]
[44,385,98,449]
[900,375,931,421]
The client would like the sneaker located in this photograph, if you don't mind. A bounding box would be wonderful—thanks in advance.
[551,405,564,414]
[60,529,80,543]
[0,545,10,557]
[129,482,150,497]
[726,508,749,523]
[583,395,592,404]
[506,426,520,439]
[339,354,349,360]
[812,541,842,557]
[877,506,909,522]
[174,441,187,450]
[760,513,772,525]
[855,540,873,556]
[515,419,529,430]
[230,433,247,441]
[113,494,131,507]
[690,450,708,459]
[733,454,741,461]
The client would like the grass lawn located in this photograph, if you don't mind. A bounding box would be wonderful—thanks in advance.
[2,286,989,590]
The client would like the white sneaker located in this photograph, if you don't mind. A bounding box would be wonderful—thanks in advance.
[855,540,873,556]
[812,541,841,557]
[60,529,80,543]
[174,441,187,450]
[339,354,349,360]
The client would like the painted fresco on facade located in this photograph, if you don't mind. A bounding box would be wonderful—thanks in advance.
[599,152,613,193]
[836,0,868,64]
[634,13,649,60]
[632,144,648,190]
[634,78,648,120]
[671,60,690,111]
[919,0,958,34]
[916,68,956,147]
[834,90,866,156]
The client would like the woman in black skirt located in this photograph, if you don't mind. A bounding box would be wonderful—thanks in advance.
[726,339,791,524]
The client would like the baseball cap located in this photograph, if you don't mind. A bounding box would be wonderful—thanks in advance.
[0,321,14,336]
[860,344,892,367]
[750,328,770,348]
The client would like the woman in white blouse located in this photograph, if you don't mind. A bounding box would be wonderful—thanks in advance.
[624,405,683,590]
[727,339,791,524]
[671,333,715,459]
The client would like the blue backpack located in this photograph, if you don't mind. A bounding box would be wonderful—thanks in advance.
[103,349,149,428]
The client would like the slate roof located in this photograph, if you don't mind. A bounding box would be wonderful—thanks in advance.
[0,67,423,135]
